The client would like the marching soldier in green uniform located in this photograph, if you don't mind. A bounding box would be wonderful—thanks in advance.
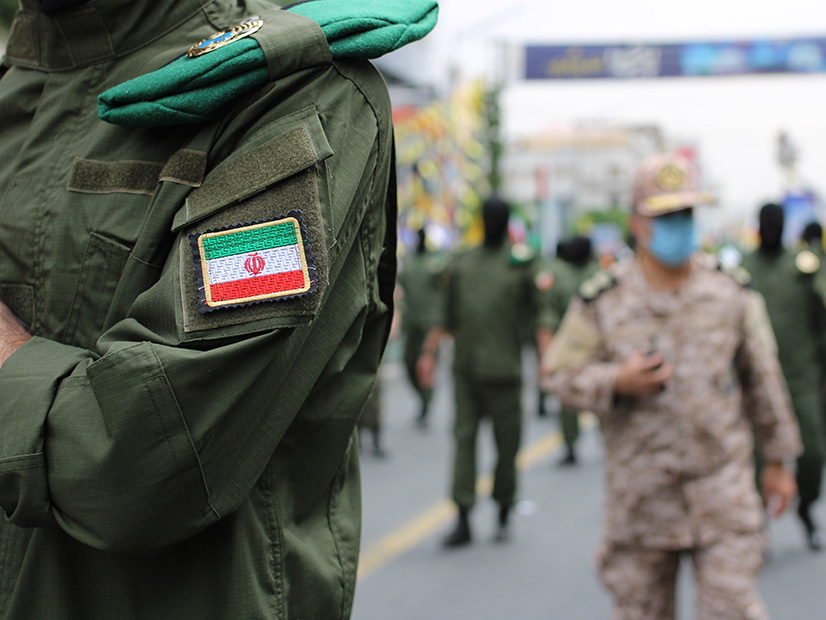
[0,0,436,617]
[538,236,600,466]
[397,228,447,427]
[419,196,550,546]
[800,221,826,438]
[359,376,387,458]
[743,203,826,551]
[533,248,562,418]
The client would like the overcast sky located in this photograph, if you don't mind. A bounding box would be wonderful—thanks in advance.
[418,0,826,222]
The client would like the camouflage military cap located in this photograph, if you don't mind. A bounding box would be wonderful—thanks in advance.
[632,153,716,217]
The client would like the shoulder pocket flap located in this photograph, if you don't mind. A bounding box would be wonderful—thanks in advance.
[172,110,333,231]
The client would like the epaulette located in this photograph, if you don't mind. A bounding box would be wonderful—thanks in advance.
[578,270,616,302]
[716,262,752,287]
[795,249,820,274]
[510,243,536,266]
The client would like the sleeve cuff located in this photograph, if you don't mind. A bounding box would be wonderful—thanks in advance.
[0,336,90,526]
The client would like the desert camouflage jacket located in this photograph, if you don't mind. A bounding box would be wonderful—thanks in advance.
[542,255,802,548]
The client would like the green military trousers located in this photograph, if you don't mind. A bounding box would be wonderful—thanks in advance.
[560,405,580,450]
[404,325,434,412]
[451,373,522,509]
[790,389,826,508]
[755,388,825,509]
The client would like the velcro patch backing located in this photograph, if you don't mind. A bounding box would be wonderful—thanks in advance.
[189,210,318,312]
[159,149,208,187]
[69,150,207,195]
[68,158,163,196]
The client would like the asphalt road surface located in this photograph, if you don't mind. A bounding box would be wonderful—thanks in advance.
[352,343,826,620]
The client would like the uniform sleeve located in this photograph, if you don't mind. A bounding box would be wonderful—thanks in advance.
[531,269,555,333]
[545,280,567,332]
[522,262,542,334]
[737,290,803,462]
[540,297,620,418]
[0,60,394,553]
[809,265,826,368]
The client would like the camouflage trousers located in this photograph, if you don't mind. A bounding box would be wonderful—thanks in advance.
[598,531,768,620]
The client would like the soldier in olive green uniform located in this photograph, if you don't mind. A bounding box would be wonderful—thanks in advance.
[419,196,549,546]
[397,228,447,426]
[534,253,561,417]
[359,375,387,458]
[801,222,826,448]
[0,0,436,617]
[743,203,826,551]
[539,237,600,466]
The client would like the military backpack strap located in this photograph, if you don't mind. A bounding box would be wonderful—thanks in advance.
[578,270,616,303]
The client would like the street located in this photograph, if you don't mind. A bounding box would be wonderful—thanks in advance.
[352,343,826,620]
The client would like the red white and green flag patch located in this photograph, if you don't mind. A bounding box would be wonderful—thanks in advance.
[189,211,317,312]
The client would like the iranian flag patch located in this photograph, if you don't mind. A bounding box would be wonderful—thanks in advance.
[189,211,317,312]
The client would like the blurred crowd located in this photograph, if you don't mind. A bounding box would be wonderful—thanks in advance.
[379,152,826,620]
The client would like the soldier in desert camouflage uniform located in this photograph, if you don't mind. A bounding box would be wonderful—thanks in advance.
[542,153,802,620]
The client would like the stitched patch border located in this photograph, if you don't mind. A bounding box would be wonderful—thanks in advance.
[189,210,318,312]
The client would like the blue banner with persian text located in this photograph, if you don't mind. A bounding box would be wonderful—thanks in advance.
[524,38,826,80]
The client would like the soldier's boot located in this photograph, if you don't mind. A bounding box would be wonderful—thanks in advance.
[493,503,511,543]
[442,507,472,548]
[556,446,577,468]
[797,502,823,552]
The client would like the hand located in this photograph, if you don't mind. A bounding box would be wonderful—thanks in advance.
[0,300,31,368]
[761,462,797,519]
[417,350,437,390]
[613,350,674,397]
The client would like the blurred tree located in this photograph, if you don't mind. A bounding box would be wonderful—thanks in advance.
[482,82,503,194]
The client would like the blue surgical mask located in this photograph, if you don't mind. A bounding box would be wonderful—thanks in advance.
[648,212,697,267]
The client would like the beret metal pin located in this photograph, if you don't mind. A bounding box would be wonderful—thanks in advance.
[187,17,264,58]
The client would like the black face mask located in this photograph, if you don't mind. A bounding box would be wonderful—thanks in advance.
[759,204,784,252]
[482,197,510,248]
[40,0,89,15]
[565,237,593,266]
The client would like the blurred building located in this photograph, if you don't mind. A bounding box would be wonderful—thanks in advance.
[503,123,673,253]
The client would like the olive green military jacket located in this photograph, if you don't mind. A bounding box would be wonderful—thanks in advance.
[445,244,538,380]
[0,1,395,618]
[397,251,447,333]
[742,247,825,400]
[537,257,600,332]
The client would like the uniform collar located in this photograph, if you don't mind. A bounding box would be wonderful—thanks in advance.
[627,254,709,315]
[6,0,215,70]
